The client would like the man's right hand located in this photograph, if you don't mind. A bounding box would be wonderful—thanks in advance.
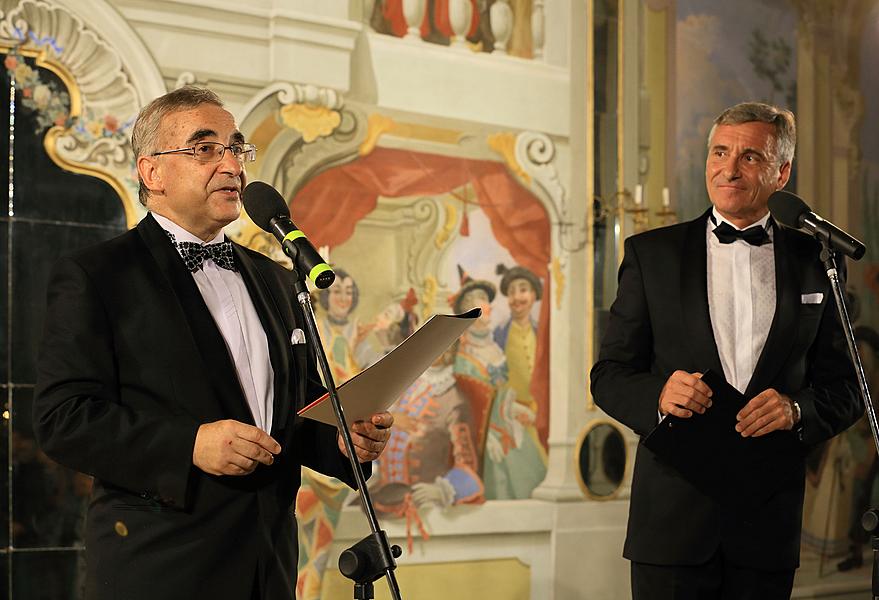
[192,420,281,476]
[658,371,713,418]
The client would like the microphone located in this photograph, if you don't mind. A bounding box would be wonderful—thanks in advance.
[242,181,336,288]
[768,190,866,260]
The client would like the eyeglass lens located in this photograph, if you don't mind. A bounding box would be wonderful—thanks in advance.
[193,142,256,163]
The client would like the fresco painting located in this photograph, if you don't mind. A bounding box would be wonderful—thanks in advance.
[289,149,551,597]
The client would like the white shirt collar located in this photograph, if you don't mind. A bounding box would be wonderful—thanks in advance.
[710,207,772,232]
[151,212,225,245]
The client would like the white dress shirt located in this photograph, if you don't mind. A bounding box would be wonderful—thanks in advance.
[706,208,776,394]
[153,213,274,432]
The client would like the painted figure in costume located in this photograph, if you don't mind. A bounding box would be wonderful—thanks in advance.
[493,264,541,415]
[316,269,372,382]
[365,288,420,360]
[373,343,484,519]
[452,267,547,499]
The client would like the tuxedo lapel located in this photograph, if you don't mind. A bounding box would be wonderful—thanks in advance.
[232,245,296,434]
[745,223,800,397]
[136,214,252,425]
[681,211,725,377]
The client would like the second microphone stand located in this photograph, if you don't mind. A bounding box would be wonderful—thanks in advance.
[818,238,879,599]
[290,273,403,600]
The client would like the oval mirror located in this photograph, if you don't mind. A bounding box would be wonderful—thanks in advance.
[576,421,627,499]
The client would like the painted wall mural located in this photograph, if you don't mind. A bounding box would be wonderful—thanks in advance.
[286,146,552,598]
[675,0,797,221]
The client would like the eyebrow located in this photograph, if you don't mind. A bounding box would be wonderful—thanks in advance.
[710,144,766,159]
[185,129,247,145]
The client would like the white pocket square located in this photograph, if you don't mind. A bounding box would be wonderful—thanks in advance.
[801,292,824,304]
[290,328,307,345]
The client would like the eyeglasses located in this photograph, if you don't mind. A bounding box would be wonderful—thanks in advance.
[151,141,257,163]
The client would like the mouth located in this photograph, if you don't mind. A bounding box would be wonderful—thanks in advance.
[213,185,241,198]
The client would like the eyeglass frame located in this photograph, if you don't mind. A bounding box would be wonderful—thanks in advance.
[150,141,258,163]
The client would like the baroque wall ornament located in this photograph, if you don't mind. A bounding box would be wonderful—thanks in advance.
[514,131,585,256]
[231,83,365,255]
[0,0,145,225]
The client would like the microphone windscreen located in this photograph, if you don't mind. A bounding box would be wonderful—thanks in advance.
[243,181,290,232]
[768,190,811,228]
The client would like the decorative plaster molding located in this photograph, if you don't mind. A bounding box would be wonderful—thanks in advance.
[280,103,342,143]
[0,0,151,226]
[174,70,197,89]
[360,113,396,156]
[514,131,585,255]
[238,81,344,124]
[487,132,530,184]
[278,106,367,198]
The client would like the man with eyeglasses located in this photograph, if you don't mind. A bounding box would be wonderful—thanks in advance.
[33,86,393,600]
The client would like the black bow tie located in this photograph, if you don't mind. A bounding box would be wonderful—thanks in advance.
[712,221,770,246]
[164,230,236,272]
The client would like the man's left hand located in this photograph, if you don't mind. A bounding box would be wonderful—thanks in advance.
[736,389,796,437]
[338,412,394,462]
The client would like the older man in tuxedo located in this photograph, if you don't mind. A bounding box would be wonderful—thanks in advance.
[33,86,393,600]
[591,102,861,599]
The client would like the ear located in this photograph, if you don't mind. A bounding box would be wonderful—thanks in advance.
[776,161,792,189]
[137,155,164,198]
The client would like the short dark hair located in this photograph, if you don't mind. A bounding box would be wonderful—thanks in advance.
[707,102,796,165]
[131,86,224,206]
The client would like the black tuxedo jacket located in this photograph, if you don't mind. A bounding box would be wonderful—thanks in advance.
[34,213,363,600]
[590,209,860,570]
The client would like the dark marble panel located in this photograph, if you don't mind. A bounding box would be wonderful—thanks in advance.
[0,220,8,384]
[0,386,7,550]
[11,550,84,600]
[12,386,89,551]
[0,551,9,600]
[9,220,124,384]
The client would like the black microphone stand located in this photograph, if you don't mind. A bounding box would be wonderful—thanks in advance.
[288,269,403,600]
[817,238,879,599]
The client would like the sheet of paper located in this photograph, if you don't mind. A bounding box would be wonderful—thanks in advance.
[297,308,480,426]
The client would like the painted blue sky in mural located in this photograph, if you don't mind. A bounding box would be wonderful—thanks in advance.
[675,0,797,219]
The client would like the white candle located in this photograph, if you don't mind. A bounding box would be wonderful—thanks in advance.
[662,187,670,208]
[634,184,643,206]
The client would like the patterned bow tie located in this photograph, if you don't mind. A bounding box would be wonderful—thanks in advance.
[712,221,770,246]
[164,230,236,272]
[176,240,236,272]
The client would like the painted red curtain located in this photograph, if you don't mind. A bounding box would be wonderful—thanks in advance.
[291,147,551,447]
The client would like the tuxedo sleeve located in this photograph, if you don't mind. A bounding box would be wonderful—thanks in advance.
[590,237,667,437]
[33,257,199,505]
[791,260,861,446]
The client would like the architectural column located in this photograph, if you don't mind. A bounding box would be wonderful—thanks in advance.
[793,0,872,229]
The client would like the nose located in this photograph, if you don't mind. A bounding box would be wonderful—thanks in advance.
[721,159,739,180]
[218,146,243,176]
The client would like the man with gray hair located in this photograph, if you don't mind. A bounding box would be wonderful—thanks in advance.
[591,102,860,598]
[33,86,393,600]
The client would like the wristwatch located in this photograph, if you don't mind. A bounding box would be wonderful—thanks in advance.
[791,400,802,426]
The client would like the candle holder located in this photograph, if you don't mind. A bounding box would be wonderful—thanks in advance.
[627,205,650,233]
[655,207,677,227]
